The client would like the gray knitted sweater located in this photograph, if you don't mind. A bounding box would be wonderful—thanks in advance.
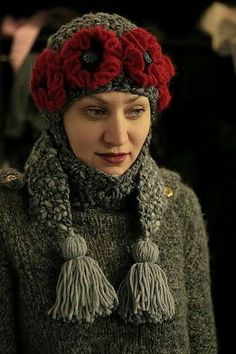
[0,167,217,354]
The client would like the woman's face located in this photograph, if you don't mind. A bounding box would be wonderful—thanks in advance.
[63,91,151,176]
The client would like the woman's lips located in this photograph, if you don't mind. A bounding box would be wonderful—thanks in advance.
[97,153,129,164]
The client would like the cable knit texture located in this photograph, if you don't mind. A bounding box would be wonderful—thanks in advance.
[0,165,217,353]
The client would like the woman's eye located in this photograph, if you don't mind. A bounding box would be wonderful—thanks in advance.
[127,108,145,118]
[85,107,105,119]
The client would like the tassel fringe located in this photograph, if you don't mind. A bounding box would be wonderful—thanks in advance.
[117,261,175,324]
[48,233,118,322]
[48,256,118,322]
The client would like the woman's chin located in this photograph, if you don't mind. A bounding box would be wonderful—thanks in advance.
[99,166,128,176]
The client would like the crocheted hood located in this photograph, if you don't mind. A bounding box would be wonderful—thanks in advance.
[26,12,176,324]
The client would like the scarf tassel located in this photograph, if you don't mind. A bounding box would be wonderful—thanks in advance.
[48,232,118,323]
[117,240,175,324]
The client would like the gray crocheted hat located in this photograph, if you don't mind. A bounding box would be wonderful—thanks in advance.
[27,12,176,325]
[31,12,175,123]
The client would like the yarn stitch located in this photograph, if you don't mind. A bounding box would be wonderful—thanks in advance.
[31,14,175,112]
[26,12,176,324]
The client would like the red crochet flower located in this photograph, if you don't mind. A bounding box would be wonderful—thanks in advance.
[60,26,122,90]
[121,28,175,111]
[158,86,171,111]
[31,49,67,112]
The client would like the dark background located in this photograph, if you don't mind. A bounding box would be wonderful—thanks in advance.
[1,1,235,353]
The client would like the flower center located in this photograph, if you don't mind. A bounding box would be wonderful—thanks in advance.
[80,40,103,71]
[143,51,152,64]
[81,50,98,64]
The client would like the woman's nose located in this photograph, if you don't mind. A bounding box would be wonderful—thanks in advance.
[103,114,128,146]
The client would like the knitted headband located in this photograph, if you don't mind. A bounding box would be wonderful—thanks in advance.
[26,12,176,325]
[30,12,175,119]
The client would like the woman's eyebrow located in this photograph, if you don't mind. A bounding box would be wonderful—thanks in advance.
[125,95,142,103]
[83,94,142,104]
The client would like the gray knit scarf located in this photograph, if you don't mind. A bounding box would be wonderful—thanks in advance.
[25,130,175,324]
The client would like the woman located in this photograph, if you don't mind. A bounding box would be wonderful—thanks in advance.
[0,12,217,353]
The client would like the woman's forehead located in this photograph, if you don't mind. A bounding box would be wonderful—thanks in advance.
[78,91,149,104]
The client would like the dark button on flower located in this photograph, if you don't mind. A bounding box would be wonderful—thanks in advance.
[81,50,98,64]
[143,51,152,64]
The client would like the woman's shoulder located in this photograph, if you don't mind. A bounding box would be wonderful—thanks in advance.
[0,167,24,188]
[0,167,27,213]
[0,167,25,190]
[159,166,201,210]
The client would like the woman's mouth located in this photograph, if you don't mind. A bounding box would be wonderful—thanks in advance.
[96,153,129,164]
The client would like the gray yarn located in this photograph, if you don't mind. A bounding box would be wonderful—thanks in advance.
[41,12,159,123]
[25,12,174,324]
[26,131,145,216]
[25,131,166,246]
[48,255,119,322]
[117,261,175,324]
[0,163,218,351]
[115,156,175,323]
[25,128,175,323]
[138,155,168,238]
[0,12,217,353]
[117,240,175,324]
[47,13,137,50]
[26,135,120,323]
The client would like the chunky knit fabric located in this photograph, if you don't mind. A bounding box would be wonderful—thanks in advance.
[0,166,217,353]
[28,11,176,325]
[31,12,174,115]
[0,11,217,353]
[24,130,175,325]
